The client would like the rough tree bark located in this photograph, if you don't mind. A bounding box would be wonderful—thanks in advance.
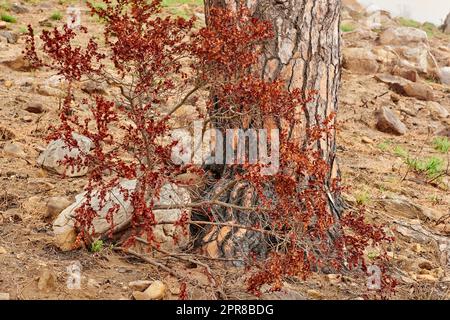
[200,0,342,263]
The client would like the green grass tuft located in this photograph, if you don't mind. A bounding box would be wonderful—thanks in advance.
[398,17,421,28]
[1,13,16,23]
[50,11,63,21]
[340,23,356,33]
[90,240,104,253]
[433,137,450,153]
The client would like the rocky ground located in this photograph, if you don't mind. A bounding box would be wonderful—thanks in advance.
[1,1,450,300]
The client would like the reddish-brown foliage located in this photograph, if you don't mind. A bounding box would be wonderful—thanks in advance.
[25,0,395,297]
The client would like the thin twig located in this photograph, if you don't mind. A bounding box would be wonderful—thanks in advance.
[115,247,181,279]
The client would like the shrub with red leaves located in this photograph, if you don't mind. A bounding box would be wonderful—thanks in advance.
[25,0,395,297]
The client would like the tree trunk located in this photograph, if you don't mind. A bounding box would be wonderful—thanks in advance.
[200,0,342,264]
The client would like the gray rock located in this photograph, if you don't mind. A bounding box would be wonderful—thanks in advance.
[11,3,30,14]
[3,142,26,158]
[53,181,191,251]
[81,81,108,95]
[398,82,435,101]
[37,133,92,177]
[376,75,435,101]
[36,85,62,97]
[439,66,450,85]
[0,31,18,44]
[22,115,33,123]
[379,27,428,46]
[378,197,444,221]
[25,103,45,114]
[375,106,407,135]
[436,127,450,138]
[342,47,379,74]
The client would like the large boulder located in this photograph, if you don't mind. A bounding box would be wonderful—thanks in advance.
[378,27,436,75]
[37,133,92,177]
[379,27,428,46]
[53,180,191,251]
[395,45,430,74]
[375,74,435,101]
[343,47,379,74]
[378,197,444,221]
[396,81,435,101]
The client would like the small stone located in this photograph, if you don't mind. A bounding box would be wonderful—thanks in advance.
[54,229,78,252]
[0,21,7,29]
[361,136,373,144]
[39,19,53,28]
[144,280,166,300]
[326,274,342,285]
[418,261,434,271]
[81,81,108,95]
[22,115,33,123]
[0,292,10,300]
[1,56,34,72]
[46,197,72,219]
[87,278,100,289]
[3,142,26,158]
[436,128,450,138]
[428,101,449,119]
[375,107,407,135]
[25,103,45,114]
[38,269,56,292]
[132,291,151,301]
[36,85,62,97]
[416,274,438,282]
[0,246,7,254]
[128,280,152,291]
[306,289,323,300]
[412,243,422,253]
[391,93,400,103]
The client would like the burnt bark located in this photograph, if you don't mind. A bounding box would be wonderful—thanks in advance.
[199,0,343,264]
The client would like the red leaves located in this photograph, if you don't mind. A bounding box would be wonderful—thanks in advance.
[90,0,195,95]
[26,25,105,81]
[25,0,394,298]
[192,6,273,79]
